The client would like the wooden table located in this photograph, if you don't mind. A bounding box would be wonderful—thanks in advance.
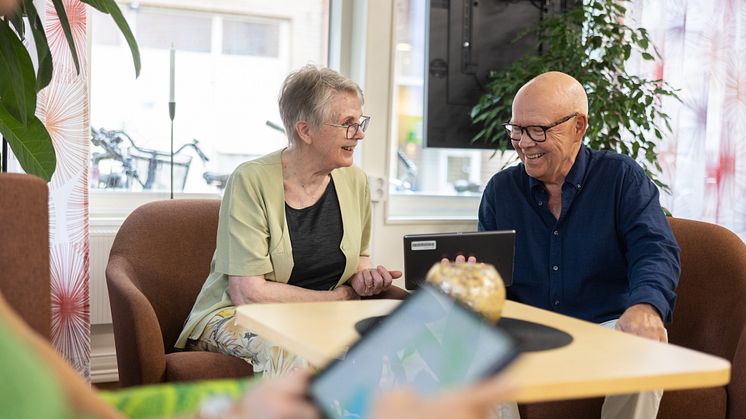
[236,299,730,402]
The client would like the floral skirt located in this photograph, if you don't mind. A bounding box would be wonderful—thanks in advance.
[186,307,308,377]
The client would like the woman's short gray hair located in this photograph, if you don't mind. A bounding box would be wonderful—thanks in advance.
[278,64,364,145]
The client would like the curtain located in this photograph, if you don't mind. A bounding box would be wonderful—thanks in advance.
[628,0,746,239]
[40,0,91,377]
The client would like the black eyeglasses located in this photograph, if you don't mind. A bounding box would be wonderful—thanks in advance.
[503,112,578,143]
[325,115,371,139]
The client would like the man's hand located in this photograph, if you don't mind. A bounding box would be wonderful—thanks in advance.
[440,255,477,264]
[370,390,486,419]
[616,304,668,343]
[224,369,319,419]
[369,374,515,419]
[349,265,402,297]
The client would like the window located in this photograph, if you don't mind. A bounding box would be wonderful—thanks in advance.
[90,0,329,194]
[223,19,280,57]
[388,0,517,219]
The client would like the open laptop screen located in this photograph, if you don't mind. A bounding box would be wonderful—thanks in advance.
[403,230,515,290]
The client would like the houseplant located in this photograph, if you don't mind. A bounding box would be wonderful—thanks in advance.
[471,0,677,191]
[0,0,140,181]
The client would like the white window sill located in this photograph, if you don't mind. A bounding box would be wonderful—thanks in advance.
[386,192,481,223]
[90,190,221,228]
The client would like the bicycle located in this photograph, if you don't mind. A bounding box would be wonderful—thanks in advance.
[91,127,209,191]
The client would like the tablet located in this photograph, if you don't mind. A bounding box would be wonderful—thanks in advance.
[308,284,518,419]
[403,230,516,290]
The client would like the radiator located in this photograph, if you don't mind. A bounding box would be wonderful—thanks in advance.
[89,227,117,325]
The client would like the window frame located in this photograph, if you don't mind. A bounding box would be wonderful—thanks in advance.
[88,0,332,219]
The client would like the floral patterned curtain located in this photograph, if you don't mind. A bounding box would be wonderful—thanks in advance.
[628,0,746,239]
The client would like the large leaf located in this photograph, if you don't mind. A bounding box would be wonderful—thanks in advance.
[0,19,37,125]
[50,0,81,74]
[0,104,57,181]
[8,11,24,40]
[25,0,54,91]
[82,0,141,77]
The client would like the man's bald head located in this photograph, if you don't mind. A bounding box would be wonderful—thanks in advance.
[508,71,589,187]
[512,71,588,122]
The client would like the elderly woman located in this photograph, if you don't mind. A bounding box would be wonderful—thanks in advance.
[175,65,403,375]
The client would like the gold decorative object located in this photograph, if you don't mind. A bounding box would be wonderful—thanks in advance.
[425,262,506,322]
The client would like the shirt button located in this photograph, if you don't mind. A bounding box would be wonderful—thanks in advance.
[576,184,582,189]
[537,201,543,206]
[553,300,560,306]
[553,230,559,236]
[552,265,559,271]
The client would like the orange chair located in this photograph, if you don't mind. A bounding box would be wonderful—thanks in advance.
[519,217,746,419]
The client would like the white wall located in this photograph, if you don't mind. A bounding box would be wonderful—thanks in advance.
[356,0,476,279]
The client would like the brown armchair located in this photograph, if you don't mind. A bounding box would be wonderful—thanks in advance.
[107,198,408,388]
[107,199,252,387]
[518,217,746,419]
[0,173,51,340]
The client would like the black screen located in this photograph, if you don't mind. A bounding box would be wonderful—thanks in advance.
[425,0,562,149]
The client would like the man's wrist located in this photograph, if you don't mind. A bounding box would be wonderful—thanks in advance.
[628,302,664,319]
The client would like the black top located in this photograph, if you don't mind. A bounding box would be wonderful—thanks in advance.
[285,178,346,290]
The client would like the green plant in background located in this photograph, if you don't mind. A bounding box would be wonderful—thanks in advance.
[0,0,140,181]
[471,0,678,191]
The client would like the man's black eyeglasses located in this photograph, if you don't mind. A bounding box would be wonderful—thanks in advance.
[503,112,578,143]
[325,115,371,139]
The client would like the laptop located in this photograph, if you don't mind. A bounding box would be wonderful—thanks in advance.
[309,283,518,419]
[403,230,516,290]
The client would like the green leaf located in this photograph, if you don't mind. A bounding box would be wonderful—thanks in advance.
[0,20,37,124]
[8,12,24,40]
[25,1,54,91]
[0,103,57,181]
[50,0,81,74]
[82,0,141,77]
[612,2,627,15]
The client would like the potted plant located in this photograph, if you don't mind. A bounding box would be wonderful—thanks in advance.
[0,0,140,181]
[471,0,677,191]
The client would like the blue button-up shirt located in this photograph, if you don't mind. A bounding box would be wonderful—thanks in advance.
[478,145,680,323]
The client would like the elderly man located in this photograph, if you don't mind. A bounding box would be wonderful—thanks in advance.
[478,71,680,419]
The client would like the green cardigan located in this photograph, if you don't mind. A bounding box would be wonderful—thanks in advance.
[176,150,372,348]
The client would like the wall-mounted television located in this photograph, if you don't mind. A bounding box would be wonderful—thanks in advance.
[424,0,577,149]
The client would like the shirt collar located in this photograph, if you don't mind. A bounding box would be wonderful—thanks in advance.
[564,144,589,190]
[526,144,589,191]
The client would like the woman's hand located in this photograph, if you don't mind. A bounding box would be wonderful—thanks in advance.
[334,284,360,300]
[349,266,403,297]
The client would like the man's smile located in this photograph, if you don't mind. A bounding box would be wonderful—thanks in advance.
[525,152,545,160]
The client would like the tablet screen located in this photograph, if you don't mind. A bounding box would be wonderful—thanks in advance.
[309,285,517,419]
